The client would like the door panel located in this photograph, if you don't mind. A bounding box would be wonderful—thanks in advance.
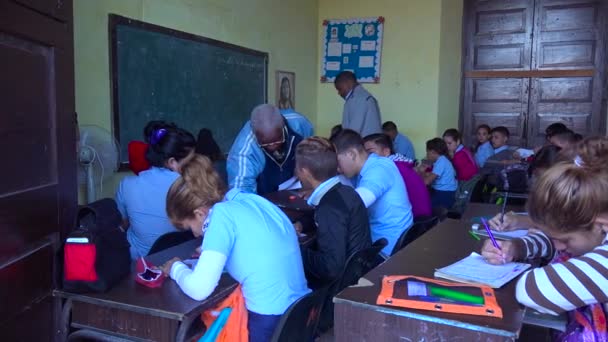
[13,0,70,21]
[528,0,605,146]
[0,0,76,340]
[465,0,534,71]
[528,77,595,146]
[464,78,529,147]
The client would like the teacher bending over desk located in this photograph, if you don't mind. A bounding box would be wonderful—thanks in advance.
[160,155,310,341]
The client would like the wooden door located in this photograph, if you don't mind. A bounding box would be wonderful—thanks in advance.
[462,0,535,147]
[461,0,607,148]
[0,0,76,341]
[527,0,607,147]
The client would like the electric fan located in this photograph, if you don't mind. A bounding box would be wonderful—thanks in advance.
[78,125,120,203]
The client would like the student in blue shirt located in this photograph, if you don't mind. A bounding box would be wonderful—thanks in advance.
[160,155,310,341]
[331,129,413,257]
[226,105,313,194]
[474,124,493,167]
[382,121,416,160]
[418,138,458,210]
[116,126,196,259]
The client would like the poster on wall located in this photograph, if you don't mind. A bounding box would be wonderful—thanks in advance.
[321,16,384,83]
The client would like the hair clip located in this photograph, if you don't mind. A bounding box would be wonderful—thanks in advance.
[150,128,168,145]
[574,155,584,167]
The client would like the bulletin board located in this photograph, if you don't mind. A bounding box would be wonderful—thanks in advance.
[321,17,384,83]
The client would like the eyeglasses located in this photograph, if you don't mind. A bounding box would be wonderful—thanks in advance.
[257,127,286,148]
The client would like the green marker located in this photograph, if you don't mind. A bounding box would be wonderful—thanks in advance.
[469,230,481,241]
[428,285,484,305]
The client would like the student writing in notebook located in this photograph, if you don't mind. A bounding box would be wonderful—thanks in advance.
[331,129,413,257]
[295,137,371,289]
[481,137,608,339]
[160,155,310,341]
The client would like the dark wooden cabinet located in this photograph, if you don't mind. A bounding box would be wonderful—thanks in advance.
[0,0,76,340]
[462,0,607,148]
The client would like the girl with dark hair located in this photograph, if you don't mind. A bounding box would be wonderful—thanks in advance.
[443,128,478,181]
[116,125,196,259]
[128,120,178,175]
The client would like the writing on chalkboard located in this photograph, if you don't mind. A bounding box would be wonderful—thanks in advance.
[109,15,268,165]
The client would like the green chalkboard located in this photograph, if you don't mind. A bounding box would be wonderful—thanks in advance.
[110,15,268,163]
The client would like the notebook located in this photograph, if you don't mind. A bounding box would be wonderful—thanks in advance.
[434,252,531,288]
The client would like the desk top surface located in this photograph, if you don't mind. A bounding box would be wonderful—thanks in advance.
[335,203,526,338]
[55,218,316,321]
[54,238,237,321]
[263,190,314,213]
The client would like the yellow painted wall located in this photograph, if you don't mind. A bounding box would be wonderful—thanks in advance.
[316,0,463,156]
[74,0,464,202]
[74,0,319,202]
[437,0,464,133]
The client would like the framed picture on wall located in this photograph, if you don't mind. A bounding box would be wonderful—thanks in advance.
[276,70,295,110]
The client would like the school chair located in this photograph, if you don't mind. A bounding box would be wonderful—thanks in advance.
[67,329,132,341]
[317,238,388,333]
[147,231,196,255]
[448,174,482,219]
[270,286,329,342]
[391,215,439,256]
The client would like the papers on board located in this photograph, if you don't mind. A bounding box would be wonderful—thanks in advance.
[278,176,302,191]
[434,252,531,288]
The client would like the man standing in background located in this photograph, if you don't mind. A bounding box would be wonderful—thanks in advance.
[334,71,382,137]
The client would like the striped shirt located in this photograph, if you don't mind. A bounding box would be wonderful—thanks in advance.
[515,232,608,315]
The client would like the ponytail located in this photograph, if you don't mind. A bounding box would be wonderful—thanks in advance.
[528,136,608,233]
[166,155,226,224]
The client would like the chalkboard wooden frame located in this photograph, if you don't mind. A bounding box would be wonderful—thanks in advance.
[108,14,268,169]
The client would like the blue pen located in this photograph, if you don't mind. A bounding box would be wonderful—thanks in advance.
[481,217,501,250]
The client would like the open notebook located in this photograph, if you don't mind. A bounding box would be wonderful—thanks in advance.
[435,252,531,288]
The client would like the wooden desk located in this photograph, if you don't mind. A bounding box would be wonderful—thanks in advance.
[264,190,316,248]
[54,239,238,342]
[333,203,526,342]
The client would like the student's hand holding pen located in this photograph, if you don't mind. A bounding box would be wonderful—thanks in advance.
[481,240,515,265]
[488,211,535,231]
[488,211,519,231]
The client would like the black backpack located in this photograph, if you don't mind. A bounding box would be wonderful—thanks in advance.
[62,198,131,293]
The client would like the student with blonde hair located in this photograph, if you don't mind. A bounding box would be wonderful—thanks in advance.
[159,155,310,341]
[481,136,608,339]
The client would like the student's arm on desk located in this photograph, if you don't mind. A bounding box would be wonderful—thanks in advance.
[482,231,555,265]
[169,250,227,301]
[516,242,608,315]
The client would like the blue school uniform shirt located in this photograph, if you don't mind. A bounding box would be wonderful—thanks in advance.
[431,155,458,191]
[202,189,310,315]
[475,141,494,167]
[353,153,413,256]
[394,133,416,160]
[115,167,180,258]
[226,109,314,194]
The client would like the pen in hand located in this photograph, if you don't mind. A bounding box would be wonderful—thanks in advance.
[481,217,501,251]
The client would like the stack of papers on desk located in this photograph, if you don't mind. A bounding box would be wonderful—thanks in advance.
[278,176,302,191]
[435,252,531,288]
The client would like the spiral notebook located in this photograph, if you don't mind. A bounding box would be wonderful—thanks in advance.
[434,252,531,288]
